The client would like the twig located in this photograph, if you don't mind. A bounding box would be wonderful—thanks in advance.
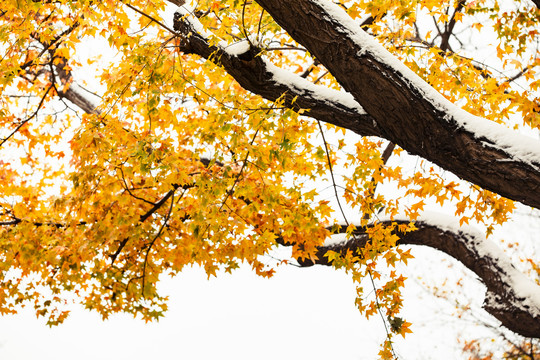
[122,2,175,34]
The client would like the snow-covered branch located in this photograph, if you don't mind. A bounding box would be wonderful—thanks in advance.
[172,9,381,137]
[297,215,540,338]
[250,0,540,210]
[50,57,100,115]
[58,83,100,115]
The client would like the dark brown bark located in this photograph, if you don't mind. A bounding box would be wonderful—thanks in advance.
[252,0,540,210]
[297,221,540,338]
[439,0,466,52]
[173,12,380,137]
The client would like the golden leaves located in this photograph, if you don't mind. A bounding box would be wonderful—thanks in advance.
[0,1,535,348]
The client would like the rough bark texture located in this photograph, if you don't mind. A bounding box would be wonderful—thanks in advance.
[253,0,540,210]
[173,12,380,137]
[296,221,540,338]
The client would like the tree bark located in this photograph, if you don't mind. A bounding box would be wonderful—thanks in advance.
[295,220,540,338]
[250,0,540,210]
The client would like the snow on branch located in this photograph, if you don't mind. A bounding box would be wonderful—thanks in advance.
[311,0,540,168]
[303,214,540,338]
[172,7,381,137]
[254,0,540,209]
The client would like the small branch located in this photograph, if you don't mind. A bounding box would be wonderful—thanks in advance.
[141,190,176,296]
[440,0,466,52]
[362,141,395,221]
[0,84,53,148]
[317,120,348,224]
[118,167,157,206]
[505,66,530,84]
[110,188,178,264]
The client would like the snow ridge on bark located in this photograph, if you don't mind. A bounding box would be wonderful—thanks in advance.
[318,214,540,338]
[312,0,540,168]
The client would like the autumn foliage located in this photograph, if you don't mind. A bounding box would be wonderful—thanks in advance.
[0,0,539,358]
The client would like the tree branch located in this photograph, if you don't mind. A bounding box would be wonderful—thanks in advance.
[247,0,540,210]
[296,216,540,338]
[439,0,466,52]
[173,9,381,137]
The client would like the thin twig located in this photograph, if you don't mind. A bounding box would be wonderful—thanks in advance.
[141,190,176,296]
[122,2,175,34]
[0,84,53,148]
[316,121,398,359]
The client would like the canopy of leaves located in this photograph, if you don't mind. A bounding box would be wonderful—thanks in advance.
[0,0,539,357]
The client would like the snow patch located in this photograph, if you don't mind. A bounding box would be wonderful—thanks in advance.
[323,232,349,247]
[70,83,100,111]
[265,60,366,113]
[175,6,214,39]
[221,39,251,56]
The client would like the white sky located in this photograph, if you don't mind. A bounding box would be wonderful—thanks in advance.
[0,242,511,359]
[0,257,462,360]
[0,264,378,360]
[1,207,537,359]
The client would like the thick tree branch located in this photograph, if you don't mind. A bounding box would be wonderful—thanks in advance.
[53,57,100,114]
[250,0,540,210]
[57,83,100,115]
[297,216,540,338]
[173,10,381,137]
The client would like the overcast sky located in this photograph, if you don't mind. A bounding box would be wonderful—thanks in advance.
[2,211,537,359]
[0,244,495,360]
